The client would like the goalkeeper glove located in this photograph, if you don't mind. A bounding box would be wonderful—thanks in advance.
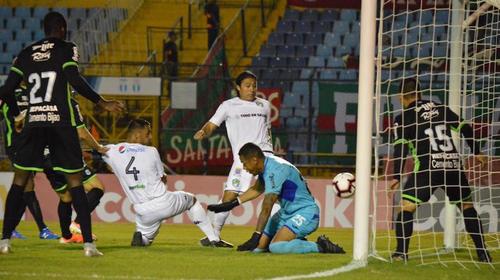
[207,198,240,213]
[237,231,262,251]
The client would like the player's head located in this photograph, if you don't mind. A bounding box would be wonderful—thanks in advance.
[399,77,421,107]
[235,70,257,101]
[43,12,67,39]
[238,142,265,175]
[127,119,152,145]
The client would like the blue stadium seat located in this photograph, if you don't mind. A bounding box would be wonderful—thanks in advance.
[335,45,351,57]
[277,45,295,57]
[320,9,338,22]
[68,18,80,31]
[16,29,33,42]
[52,7,68,18]
[0,7,12,18]
[283,9,301,21]
[343,33,358,48]
[280,69,299,80]
[316,45,332,57]
[274,80,291,92]
[268,32,284,45]
[419,72,432,83]
[392,46,407,57]
[333,20,350,35]
[258,79,273,88]
[351,22,360,35]
[327,57,344,68]
[6,41,23,54]
[0,52,12,63]
[323,32,339,47]
[418,10,433,24]
[340,9,358,21]
[33,30,44,41]
[286,33,303,46]
[280,103,293,118]
[286,117,305,129]
[6,18,23,30]
[296,45,315,57]
[259,45,276,57]
[302,10,319,21]
[70,8,87,20]
[404,31,419,45]
[292,81,309,93]
[432,26,447,41]
[304,33,323,45]
[300,68,314,79]
[252,56,268,68]
[14,7,31,17]
[295,21,312,33]
[269,56,288,68]
[0,30,12,43]
[416,43,432,57]
[276,20,294,33]
[319,69,337,80]
[25,18,41,31]
[33,7,50,19]
[283,92,301,106]
[339,70,358,80]
[435,9,449,23]
[288,57,307,68]
[313,22,331,33]
[433,45,447,57]
[308,56,325,68]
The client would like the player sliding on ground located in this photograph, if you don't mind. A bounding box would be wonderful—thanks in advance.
[103,119,231,247]
[208,142,345,254]
[389,78,491,263]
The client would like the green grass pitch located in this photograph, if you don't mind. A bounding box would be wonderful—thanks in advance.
[0,221,498,279]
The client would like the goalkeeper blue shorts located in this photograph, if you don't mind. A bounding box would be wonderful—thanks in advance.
[263,207,319,239]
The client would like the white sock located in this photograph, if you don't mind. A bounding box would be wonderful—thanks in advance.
[213,210,230,238]
[188,200,219,242]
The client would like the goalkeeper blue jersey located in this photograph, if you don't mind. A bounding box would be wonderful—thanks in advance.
[259,155,318,219]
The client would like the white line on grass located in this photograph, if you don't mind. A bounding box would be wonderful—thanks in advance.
[0,271,211,280]
[262,261,366,280]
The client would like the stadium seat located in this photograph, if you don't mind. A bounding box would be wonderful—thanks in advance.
[320,9,339,22]
[25,18,41,31]
[308,56,325,68]
[286,117,306,129]
[0,30,12,43]
[295,21,312,33]
[274,80,291,92]
[286,33,303,46]
[433,45,447,57]
[343,33,359,48]
[324,32,339,47]
[6,41,23,54]
[283,9,301,21]
[294,105,309,118]
[335,45,351,57]
[304,33,323,46]
[392,46,407,57]
[351,22,360,35]
[333,20,350,35]
[0,52,12,63]
[296,45,315,57]
[300,68,314,79]
[283,91,301,106]
[319,69,337,80]
[269,56,288,68]
[0,7,12,18]
[339,70,358,80]
[262,68,280,80]
[279,69,299,80]
[288,57,307,68]
[316,45,332,57]
[327,57,344,68]
[277,45,295,57]
[68,18,80,31]
[70,8,87,20]
[280,103,293,118]
[268,32,285,46]
[33,30,44,41]
[313,22,331,33]
[33,7,49,19]
[418,10,434,24]
[340,9,358,21]
[276,20,294,33]
[302,10,319,21]
[259,45,276,57]
[258,79,273,88]
[52,7,69,18]
[6,18,23,30]
[15,29,33,42]
[14,7,31,18]
[292,81,309,93]
[435,9,450,23]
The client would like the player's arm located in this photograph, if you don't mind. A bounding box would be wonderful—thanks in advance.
[207,177,264,213]
[0,70,22,118]
[193,121,218,140]
[77,126,108,154]
[390,118,409,191]
[447,108,486,166]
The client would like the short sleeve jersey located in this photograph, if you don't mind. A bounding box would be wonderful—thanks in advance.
[209,97,273,157]
[10,37,81,127]
[258,155,317,219]
[103,143,167,205]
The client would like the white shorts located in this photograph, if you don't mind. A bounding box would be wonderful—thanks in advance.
[224,151,273,193]
[133,191,194,243]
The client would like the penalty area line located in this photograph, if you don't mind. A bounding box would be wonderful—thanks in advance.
[262,261,366,280]
[0,271,209,280]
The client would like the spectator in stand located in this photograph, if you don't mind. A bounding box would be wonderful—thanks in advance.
[205,0,220,49]
[163,31,178,79]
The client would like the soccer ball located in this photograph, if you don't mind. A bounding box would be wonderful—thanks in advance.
[332,172,356,198]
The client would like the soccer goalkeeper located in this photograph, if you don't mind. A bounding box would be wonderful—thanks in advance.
[389,78,491,263]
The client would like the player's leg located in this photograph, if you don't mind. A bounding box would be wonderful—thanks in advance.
[56,191,84,244]
[72,168,104,234]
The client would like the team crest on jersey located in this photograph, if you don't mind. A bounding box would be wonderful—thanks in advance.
[232,179,240,188]
[255,101,264,107]
[235,168,242,175]
[84,169,91,176]
[118,146,126,153]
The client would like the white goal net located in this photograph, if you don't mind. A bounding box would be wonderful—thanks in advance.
[372,0,499,266]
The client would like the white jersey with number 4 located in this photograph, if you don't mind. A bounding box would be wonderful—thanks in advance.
[103,143,167,205]
[209,97,273,158]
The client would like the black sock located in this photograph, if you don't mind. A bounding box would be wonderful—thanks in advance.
[58,201,73,239]
[23,191,47,232]
[462,207,486,251]
[2,184,25,239]
[74,188,103,224]
[69,186,92,243]
[395,211,414,254]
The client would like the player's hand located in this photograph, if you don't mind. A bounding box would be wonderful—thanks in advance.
[14,109,26,133]
[207,199,240,213]
[193,129,206,140]
[96,145,109,154]
[237,231,261,251]
[98,99,126,114]
[476,153,488,168]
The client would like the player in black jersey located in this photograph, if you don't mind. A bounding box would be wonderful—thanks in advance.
[389,78,491,262]
[0,12,124,257]
[0,85,59,240]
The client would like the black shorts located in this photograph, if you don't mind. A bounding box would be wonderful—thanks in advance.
[14,126,84,173]
[402,170,472,204]
[5,133,21,162]
[44,163,96,193]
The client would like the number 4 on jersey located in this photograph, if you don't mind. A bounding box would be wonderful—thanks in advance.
[126,156,140,181]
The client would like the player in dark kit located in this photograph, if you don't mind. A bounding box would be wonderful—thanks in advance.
[0,85,59,240]
[0,12,124,257]
[389,78,491,262]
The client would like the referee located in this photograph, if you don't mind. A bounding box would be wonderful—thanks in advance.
[389,78,491,263]
[0,12,124,257]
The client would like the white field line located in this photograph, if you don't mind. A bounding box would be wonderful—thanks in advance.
[261,261,366,280]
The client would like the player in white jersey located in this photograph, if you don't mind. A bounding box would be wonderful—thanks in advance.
[103,119,230,247]
[194,71,274,244]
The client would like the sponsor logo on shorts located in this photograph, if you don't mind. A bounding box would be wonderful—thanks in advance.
[232,179,240,188]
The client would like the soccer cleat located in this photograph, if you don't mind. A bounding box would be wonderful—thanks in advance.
[477,249,492,263]
[83,242,103,257]
[391,251,408,262]
[316,235,345,254]
[11,230,27,240]
[0,239,11,254]
[59,233,84,244]
[39,227,60,240]
[70,222,97,241]
[199,237,211,247]
[209,240,234,248]
[131,231,145,247]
